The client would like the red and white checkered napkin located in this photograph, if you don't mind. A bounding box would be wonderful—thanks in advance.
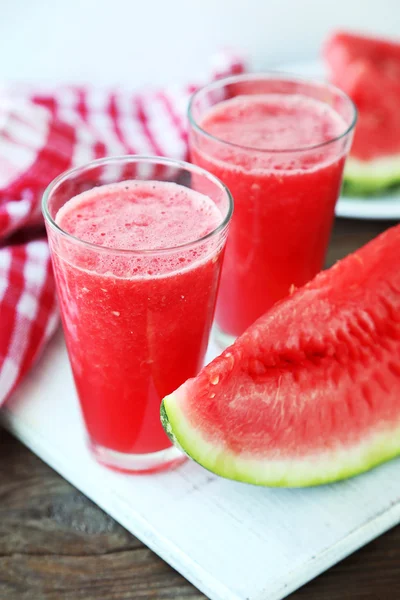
[0,52,245,405]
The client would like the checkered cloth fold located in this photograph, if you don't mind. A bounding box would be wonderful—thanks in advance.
[0,52,244,404]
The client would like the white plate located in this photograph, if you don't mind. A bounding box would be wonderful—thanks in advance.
[280,59,400,221]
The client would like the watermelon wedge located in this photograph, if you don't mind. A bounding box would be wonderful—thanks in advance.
[324,31,400,84]
[324,32,400,194]
[161,225,400,487]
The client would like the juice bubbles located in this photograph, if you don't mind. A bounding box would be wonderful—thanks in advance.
[189,76,356,342]
[43,157,232,473]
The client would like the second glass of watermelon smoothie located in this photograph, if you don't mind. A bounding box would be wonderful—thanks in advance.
[189,74,357,345]
[42,156,232,473]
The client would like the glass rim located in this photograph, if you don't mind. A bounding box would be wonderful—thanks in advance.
[188,71,358,154]
[42,155,234,255]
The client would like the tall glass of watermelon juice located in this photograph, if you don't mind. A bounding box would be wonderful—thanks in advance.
[189,74,356,345]
[43,156,232,473]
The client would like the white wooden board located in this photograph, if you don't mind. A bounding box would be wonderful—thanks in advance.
[2,329,400,600]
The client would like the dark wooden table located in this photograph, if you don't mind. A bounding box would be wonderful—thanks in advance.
[1,218,400,600]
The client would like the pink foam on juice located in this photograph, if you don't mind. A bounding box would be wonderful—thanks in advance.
[53,180,222,456]
[57,180,220,253]
[192,93,348,336]
[201,94,344,155]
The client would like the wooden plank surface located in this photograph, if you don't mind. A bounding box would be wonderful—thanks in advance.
[1,217,400,600]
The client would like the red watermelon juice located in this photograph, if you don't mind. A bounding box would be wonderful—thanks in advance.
[43,157,232,473]
[189,75,356,343]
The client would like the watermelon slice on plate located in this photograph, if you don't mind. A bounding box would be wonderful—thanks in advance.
[161,224,400,487]
[324,31,400,84]
[340,61,400,195]
[324,32,400,194]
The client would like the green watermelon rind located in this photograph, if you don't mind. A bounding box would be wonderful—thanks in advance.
[344,154,400,195]
[161,394,400,487]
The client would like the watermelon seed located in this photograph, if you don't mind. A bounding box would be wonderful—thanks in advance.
[374,370,390,394]
[209,393,216,399]
[388,279,400,294]
[388,360,400,377]
[210,375,220,385]
[361,383,373,411]
[275,375,282,404]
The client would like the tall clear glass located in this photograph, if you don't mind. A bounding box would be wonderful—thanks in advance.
[42,156,233,473]
[189,73,357,346]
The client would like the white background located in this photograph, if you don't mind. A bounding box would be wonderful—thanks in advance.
[1,0,399,86]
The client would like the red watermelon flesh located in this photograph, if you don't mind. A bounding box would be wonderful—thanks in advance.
[161,225,400,487]
[324,31,400,85]
[338,60,400,161]
[324,31,400,191]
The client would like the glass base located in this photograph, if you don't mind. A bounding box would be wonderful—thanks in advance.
[90,442,186,474]
[213,323,237,349]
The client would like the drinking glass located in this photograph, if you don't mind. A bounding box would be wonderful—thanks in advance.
[189,73,356,346]
[43,156,233,473]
